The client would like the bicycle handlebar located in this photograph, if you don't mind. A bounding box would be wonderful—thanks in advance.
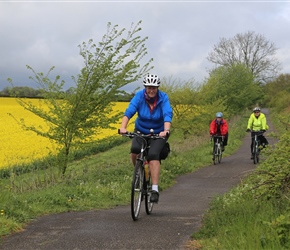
[211,135,225,138]
[210,135,224,141]
[247,130,265,133]
[249,130,265,134]
[118,129,169,140]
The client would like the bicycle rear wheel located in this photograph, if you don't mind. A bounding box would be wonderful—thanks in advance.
[131,161,144,221]
[145,175,154,215]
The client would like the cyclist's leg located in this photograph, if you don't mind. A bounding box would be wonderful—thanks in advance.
[130,137,142,166]
[223,133,228,146]
[147,139,166,202]
[259,135,268,148]
[147,139,165,186]
[250,132,255,159]
[213,136,217,152]
[212,137,217,160]
[219,136,224,152]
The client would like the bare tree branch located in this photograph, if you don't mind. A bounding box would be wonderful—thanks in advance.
[207,31,282,83]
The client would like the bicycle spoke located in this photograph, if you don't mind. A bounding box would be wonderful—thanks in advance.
[145,175,154,214]
[212,137,223,165]
[131,162,143,221]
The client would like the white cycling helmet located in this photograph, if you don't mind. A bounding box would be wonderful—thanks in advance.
[253,107,261,112]
[143,74,161,87]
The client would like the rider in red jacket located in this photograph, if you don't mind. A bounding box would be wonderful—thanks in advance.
[210,112,229,151]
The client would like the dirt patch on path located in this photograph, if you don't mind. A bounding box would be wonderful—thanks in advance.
[0,109,276,250]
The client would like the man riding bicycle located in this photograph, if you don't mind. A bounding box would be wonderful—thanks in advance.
[210,112,229,152]
[119,74,173,203]
[246,107,269,159]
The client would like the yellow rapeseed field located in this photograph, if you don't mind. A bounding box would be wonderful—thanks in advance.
[0,98,133,169]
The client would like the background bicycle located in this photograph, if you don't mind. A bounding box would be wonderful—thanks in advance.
[118,129,167,221]
[211,135,224,165]
[251,131,265,164]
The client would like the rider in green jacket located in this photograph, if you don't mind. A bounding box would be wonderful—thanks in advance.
[246,107,269,159]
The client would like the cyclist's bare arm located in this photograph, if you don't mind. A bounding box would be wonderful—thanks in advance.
[120,116,130,134]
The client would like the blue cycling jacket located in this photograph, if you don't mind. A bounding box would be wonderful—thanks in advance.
[124,89,173,134]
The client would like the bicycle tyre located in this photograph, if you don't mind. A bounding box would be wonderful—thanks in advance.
[145,175,154,215]
[253,141,258,164]
[131,161,144,221]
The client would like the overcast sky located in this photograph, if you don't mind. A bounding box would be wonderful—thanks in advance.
[1,1,290,92]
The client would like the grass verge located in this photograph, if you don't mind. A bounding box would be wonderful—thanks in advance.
[189,110,290,250]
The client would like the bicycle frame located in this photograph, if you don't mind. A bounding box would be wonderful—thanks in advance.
[119,129,167,221]
[212,135,223,165]
[251,131,264,164]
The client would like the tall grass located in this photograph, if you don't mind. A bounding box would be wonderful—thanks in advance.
[192,187,288,249]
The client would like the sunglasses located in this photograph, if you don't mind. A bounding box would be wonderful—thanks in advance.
[254,111,260,113]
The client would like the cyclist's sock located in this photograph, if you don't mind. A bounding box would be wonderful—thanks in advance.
[152,185,158,192]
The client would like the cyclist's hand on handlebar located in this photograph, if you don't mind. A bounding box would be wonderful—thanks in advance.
[261,129,266,133]
[246,129,251,132]
[119,128,127,134]
[159,131,169,137]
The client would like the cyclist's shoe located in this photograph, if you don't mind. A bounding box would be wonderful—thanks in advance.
[150,191,159,203]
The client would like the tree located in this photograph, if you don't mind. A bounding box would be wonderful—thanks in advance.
[199,64,262,113]
[161,77,211,138]
[8,21,153,175]
[264,73,290,111]
[207,31,281,84]
[0,86,41,97]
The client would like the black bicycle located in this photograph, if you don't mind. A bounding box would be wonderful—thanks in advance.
[211,135,224,165]
[119,129,167,221]
[251,131,264,164]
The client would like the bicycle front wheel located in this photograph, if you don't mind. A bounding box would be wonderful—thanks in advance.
[145,175,154,215]
[131,161,144,221]
[255,142,260,164]
[253,141,259,164]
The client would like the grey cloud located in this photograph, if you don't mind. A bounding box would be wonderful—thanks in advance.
[1,2,290,91]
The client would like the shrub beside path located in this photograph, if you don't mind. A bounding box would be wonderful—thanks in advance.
[0,109,276,250]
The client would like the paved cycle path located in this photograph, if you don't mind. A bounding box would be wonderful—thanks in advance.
[0,109,276,250]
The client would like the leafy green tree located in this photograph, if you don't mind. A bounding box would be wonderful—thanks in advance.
[198,64,262,113]
[8,21,153,175]
[207,31,281,84]
[161,77,212,138]
[264,74,290,111]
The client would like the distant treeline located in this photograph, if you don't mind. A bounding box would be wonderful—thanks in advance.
[0,86,134,102]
